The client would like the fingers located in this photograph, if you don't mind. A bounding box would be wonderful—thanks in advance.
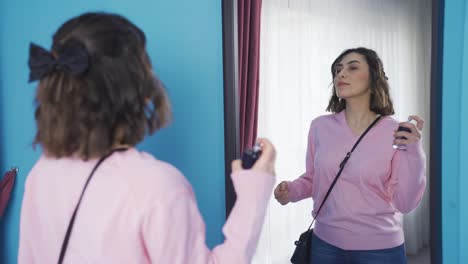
[232,138,276,176]
[393,137,417,146]
[274,181,289,205]
[256,138,276,164]
[252,138,276,176]
[409,115,425,130]
[393,130,421,146]
[279,181,287,191]
[275,181,288,194]
[274,182,285,199]
[397,122,418,133]
[393,116,424,147]
[394,130,421,141]
[274,185,281,197]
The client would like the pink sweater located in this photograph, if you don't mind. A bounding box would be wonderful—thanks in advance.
[288,111,426,250]
[18,148,275,263]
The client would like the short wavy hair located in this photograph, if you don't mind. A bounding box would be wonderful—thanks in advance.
[33,12,171,159]
[326,47,395,116]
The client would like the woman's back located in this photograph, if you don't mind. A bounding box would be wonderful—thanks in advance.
[19,148,276,264]
[19,149,192,263]
[19,12,277,263]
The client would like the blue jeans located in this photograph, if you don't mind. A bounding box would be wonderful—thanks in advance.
[310,233,407,264]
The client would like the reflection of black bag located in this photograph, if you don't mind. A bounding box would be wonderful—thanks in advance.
[290,115,381,264]
[290,229,313,264]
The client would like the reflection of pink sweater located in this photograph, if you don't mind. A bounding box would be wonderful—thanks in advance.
[18,148,275,263]
[288,111,426,250]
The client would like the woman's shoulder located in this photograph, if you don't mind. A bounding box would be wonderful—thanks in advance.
[122,149,192,194]
[34,149,189,188]
[35,149,193,204]
[378,114,400,129]
[124,150,198,211]
[309,112,341,128]
[308,112,400,133]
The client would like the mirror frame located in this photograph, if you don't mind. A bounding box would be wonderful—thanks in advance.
[221,1,444,263]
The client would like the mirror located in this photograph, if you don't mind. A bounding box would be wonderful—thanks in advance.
[223,0,442,263]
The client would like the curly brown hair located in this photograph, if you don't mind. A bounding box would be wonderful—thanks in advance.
[326,47,395,116]
[33,12,171,159]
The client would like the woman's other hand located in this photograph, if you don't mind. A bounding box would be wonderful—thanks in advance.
[274,181,290,205]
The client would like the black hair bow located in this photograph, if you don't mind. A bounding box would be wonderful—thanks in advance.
[28,40,90,82]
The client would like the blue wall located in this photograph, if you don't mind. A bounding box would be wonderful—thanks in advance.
[442,0,468,263]
[0,1,226,263]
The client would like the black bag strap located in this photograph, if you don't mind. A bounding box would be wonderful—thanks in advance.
[58,148,128,264]
[307,115,382,230]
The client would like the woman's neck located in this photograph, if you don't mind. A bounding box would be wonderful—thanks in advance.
[112,143,133,150]
[344,99,378,128]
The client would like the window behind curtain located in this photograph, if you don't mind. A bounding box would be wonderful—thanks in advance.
[254,0,431,262]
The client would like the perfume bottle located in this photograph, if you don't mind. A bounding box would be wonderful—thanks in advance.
[393,117,413,150]
[241,143,262,169]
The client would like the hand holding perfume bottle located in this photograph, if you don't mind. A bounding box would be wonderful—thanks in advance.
[393,116,424,150]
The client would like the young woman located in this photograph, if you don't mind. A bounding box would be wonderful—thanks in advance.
[274,48,426,264]
[18,12,276,264]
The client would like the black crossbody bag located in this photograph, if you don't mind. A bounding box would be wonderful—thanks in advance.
[290,115,381,264]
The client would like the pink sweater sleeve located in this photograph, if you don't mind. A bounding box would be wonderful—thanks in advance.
[141,170,275,264]
[287,123,315,202]
[386,140,427,213]
[18,172,35,263]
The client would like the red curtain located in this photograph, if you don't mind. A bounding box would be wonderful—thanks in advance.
[0,168,17,219]
[238,0,262,153]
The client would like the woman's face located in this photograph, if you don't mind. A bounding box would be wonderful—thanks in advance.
[333,52,371,100]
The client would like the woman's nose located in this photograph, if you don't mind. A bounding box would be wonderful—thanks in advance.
[339,70,347,78]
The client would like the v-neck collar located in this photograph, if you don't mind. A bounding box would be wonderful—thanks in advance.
[338,110,383,139]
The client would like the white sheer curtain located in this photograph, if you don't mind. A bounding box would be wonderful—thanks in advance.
[254,0,432,262]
